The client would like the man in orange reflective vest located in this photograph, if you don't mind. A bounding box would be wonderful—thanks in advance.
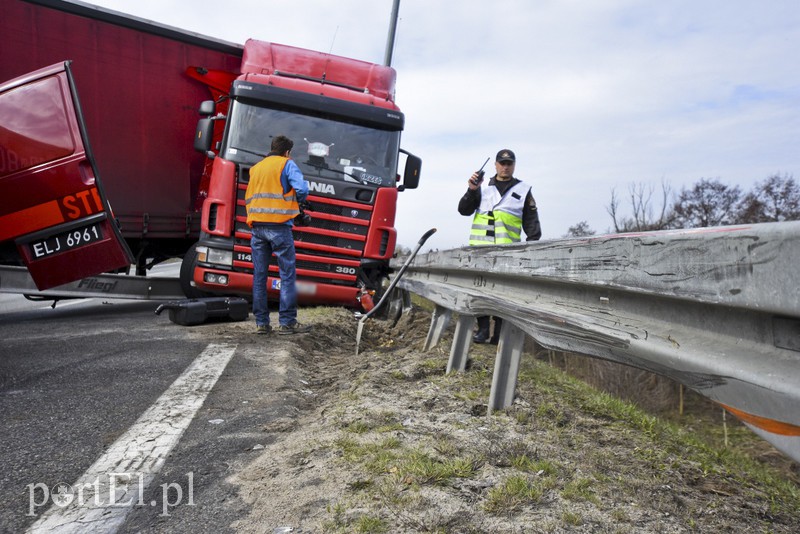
[246,135,311,335]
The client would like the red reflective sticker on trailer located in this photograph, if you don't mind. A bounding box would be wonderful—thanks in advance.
[0,200,65,241]
[0,187,104,242]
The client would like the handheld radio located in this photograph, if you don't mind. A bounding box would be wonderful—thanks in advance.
[472,157,490,185]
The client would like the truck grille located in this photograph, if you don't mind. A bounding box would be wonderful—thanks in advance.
[234,169,374,286]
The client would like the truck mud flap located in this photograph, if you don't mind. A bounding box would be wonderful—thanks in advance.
[155,297,249,326]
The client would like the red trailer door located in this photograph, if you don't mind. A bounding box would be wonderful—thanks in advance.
[0,62,134,290]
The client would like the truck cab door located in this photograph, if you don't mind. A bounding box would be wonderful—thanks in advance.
[0,62,134,290]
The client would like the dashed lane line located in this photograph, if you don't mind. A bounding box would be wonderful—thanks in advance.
[27,343,237,533]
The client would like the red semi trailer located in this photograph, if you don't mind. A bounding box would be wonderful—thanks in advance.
[0,0,421,309]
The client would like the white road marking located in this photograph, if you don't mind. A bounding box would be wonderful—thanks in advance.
[27,343,237,533]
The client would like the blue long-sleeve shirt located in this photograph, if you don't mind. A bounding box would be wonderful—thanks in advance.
[282,159,308,203]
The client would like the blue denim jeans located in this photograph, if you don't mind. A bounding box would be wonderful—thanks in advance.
[250,223,297,327]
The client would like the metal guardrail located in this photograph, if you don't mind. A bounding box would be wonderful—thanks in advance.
[393,221,800,463]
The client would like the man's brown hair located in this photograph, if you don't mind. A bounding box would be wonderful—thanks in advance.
[270,135,294,156]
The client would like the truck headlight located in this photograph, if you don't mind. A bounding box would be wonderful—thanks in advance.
[197,246,233,267]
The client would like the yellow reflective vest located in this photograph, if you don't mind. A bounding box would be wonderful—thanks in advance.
[469,181,531,245]
[245,156,300,226]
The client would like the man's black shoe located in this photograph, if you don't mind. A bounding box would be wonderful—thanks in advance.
[277,321,312,335]
[472,330,490,344]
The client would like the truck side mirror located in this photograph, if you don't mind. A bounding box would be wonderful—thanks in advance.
[400,149,421,190]
[198,100,216,116]
[194,118,214,152]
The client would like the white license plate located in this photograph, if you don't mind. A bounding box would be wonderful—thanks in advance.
[30,223,103,259]
[269,278,317,295]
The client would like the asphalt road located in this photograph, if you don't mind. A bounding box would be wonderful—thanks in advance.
[0,291,305,533]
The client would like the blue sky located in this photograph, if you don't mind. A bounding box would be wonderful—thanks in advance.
[85,0,800,250]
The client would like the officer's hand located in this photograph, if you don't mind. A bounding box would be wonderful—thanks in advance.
[468,173,481,190]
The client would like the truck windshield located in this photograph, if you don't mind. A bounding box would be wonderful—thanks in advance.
[223,102,401,187]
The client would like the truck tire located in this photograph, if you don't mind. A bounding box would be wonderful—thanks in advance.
[179,243,211,299]
[384,287,410,324]
[366,277,399,321]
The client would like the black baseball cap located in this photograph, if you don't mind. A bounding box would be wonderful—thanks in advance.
[496,149,515,163]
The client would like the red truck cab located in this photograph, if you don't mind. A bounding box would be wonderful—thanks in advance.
[187,40,421,309]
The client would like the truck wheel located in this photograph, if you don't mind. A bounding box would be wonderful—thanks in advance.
[384,287,410,324]
[367,277,397,321]
[179,243,211,299]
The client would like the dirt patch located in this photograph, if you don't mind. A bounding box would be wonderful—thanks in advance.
[229,305,800,533]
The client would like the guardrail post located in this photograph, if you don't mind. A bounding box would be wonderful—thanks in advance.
[488,321,526,412]
[423,305,452,351]
[447,315,475,373]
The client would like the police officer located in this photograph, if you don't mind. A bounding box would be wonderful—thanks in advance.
[458,149,541,343]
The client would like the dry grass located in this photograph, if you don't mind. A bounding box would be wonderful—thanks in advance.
[232,303,800,533]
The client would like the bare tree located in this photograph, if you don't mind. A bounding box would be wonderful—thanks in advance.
[563,221,596,238]
[672,178,741,228]
[607,180,674,232]
[393,244,413,258]
[736,173,800,223]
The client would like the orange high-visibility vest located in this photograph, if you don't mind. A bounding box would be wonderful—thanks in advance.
[245,156,300,226]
